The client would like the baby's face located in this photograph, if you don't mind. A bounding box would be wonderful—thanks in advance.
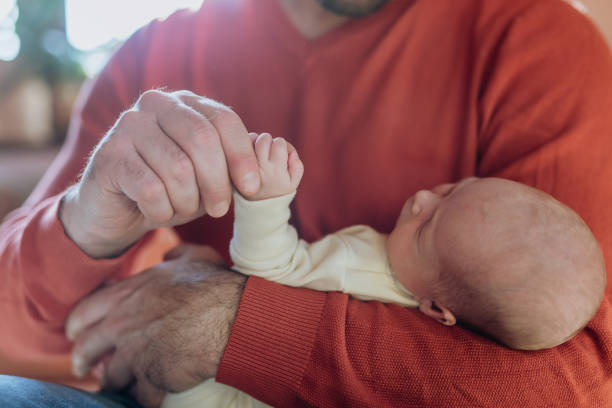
[386,177,479,297]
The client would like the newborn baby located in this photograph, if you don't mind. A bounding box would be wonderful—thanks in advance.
[162,134,606,408]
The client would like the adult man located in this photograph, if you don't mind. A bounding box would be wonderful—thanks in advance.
[0,0,611,406]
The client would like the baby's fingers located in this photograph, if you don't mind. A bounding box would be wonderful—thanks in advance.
[270,137,289,166]
[255,133,273,165]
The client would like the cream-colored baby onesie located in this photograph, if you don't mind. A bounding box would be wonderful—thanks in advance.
[162,192,417,408]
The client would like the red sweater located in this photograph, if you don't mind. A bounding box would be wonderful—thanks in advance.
[1,0,611,406]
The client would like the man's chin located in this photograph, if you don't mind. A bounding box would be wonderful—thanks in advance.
[315,0,391,18]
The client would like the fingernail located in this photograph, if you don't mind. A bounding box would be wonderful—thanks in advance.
[241,172,259,194]
[412,202,421,214]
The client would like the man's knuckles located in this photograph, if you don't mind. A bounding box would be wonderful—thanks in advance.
[167,151,194,183]
[136,179,167,205]
[208,106,241,130]
[117,109,150,129]
[137,89,169,110]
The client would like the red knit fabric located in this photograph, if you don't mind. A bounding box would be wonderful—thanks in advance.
[0,0,611,405]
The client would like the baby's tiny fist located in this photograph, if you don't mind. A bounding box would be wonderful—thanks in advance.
[244,133,303,201]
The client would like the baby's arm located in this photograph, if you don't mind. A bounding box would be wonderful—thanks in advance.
[232,133,415,306]
[230,133,348,291]
[231,192,350,290]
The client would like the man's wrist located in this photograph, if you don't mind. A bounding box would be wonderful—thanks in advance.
[201,269,247,379]
[59,187,138,259]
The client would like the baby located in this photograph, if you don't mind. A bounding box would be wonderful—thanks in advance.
[162,133,606,408]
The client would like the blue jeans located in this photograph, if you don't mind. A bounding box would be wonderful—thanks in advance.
[0,375,140,407]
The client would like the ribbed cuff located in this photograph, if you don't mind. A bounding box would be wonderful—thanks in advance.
[217,276,326,407]
[231,190,295,244]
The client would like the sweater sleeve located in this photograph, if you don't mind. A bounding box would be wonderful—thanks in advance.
[217,2,612,406]
[0,23,157,357]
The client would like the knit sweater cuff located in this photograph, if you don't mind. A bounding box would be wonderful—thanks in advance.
[217,276,327,406]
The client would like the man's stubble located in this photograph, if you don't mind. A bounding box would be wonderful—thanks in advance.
[316,0,391,17]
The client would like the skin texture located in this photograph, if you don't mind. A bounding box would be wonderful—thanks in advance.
[386,178,479,300]
[60,90,261,259]
[387,177,606,350]
[67,245,245,407]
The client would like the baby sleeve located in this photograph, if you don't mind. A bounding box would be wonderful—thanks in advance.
[231,192,417,308]
[230,191,348,291]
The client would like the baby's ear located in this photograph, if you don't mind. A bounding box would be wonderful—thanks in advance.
[417,299,457,326]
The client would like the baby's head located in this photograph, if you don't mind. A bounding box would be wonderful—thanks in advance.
[387,177,606,350]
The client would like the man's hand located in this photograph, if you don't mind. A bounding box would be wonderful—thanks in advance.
[66,245,246,407]
[61,90,260,258]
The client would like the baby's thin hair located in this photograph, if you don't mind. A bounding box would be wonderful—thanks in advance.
[432,183,606,350]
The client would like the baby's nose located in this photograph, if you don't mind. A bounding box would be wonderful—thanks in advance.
[412,189,441,214]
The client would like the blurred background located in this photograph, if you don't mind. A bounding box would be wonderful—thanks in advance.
[0,0,205,222]
[0,0,609,387]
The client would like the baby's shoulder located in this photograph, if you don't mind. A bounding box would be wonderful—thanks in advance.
[334,225,387,256]
[335,224,382,239]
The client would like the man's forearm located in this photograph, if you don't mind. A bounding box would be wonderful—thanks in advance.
[67,249,246,396]
[218,277,611,407]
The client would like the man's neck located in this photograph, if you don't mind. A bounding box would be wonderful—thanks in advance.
[279,0,350,39]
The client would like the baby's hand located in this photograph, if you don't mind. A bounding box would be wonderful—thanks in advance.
[243,132,304,201]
